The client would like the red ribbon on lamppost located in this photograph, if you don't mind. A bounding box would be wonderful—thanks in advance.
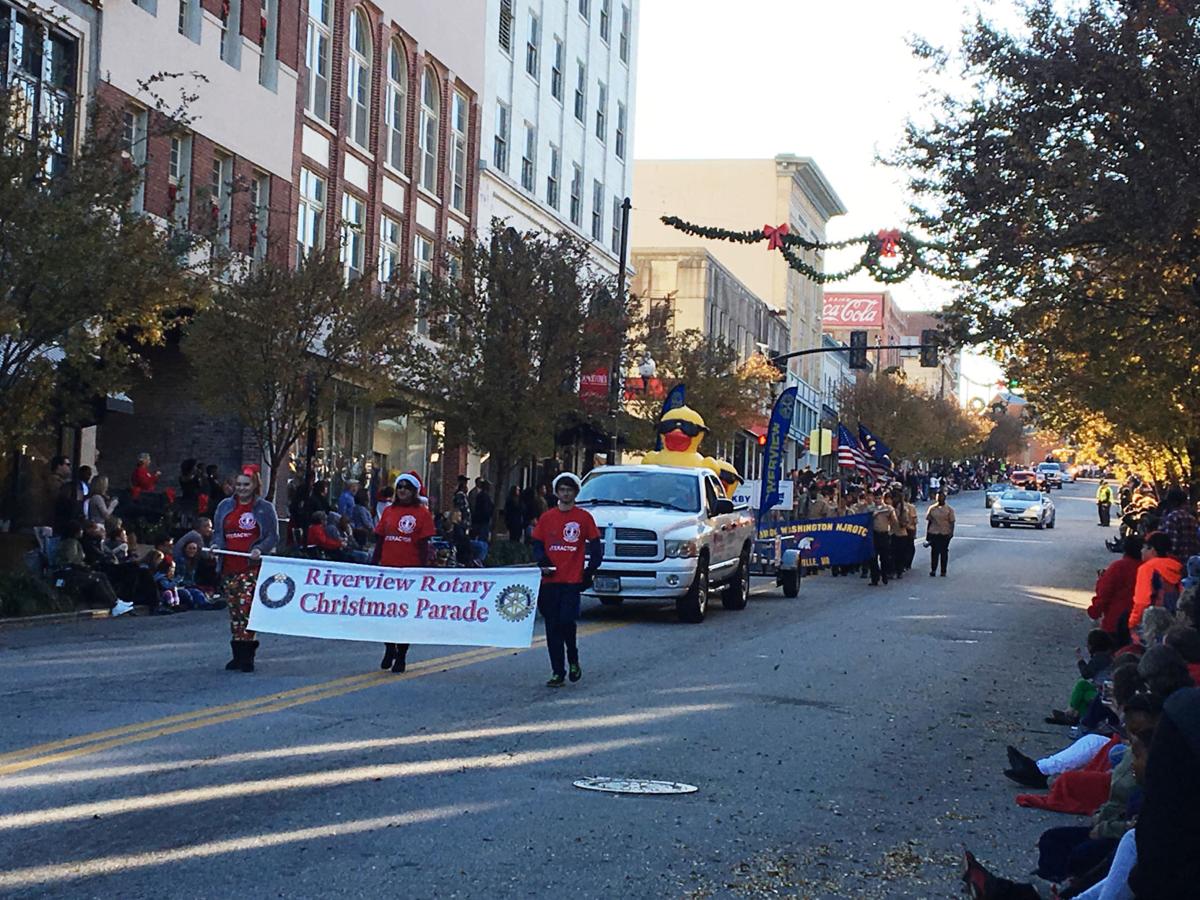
[762,223,790,251]
[876,229,901,258]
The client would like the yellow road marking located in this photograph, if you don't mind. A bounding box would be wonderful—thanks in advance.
[0,621,626,776]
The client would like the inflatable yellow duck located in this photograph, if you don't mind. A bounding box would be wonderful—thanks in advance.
[715,459,744,498]
[642,406,721,476]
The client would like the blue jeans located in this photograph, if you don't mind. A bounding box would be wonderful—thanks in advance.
[470,540,489,565]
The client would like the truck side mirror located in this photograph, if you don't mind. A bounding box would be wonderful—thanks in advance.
[712,498,734,516]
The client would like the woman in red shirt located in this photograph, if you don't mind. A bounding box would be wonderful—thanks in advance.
[130,453,160,500]
[212,468,279,672]
[373,473,435,673]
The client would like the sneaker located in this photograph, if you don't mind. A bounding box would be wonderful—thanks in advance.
[546,674,566,688]
[568,663,582,683]
[111,600,134,618]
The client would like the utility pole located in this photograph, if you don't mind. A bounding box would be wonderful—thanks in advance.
[608,196,632,465]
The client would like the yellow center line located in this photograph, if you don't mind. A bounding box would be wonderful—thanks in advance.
[0,621,627,776]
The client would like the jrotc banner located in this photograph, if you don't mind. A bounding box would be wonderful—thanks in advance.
[247,556,542,648]
[756,513,874,569]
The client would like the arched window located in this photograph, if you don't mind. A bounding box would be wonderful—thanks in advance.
[346,9,372,148]
[386,40,407,169]
[419,66,440,193]
[304,0,333,121]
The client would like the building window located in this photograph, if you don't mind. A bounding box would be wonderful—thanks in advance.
[249,170,270,262]
[296,167,325,261]
[379,214,402,282]
[578,0,590,21]
[341,192,366,280]
[167,133,192,228]
[413,233,434,335]
[550,37,564,101]
[419,67,440,194]
[611,195,621,253]
[573,61,586,121]
[176,0,199,39]
[121,107,148,212]
[591,179,603,240]
[546,143,560,209]
[451,91,468,212]
[595,81,607,142]
[208,150,233,249]
[346,9,371,149]
[599,0,611,42]
[219,0,242,65]
[386,41,407,170]
[525,12,539,78]
[615,101,627,159]
[260,0,279,89]
[498,0,513,54]
[305,0,333,121]
[493,100,510,173]
[569,163,582,226]
[619,4,630,63]
[3,10,78,177]
[520,123,536,192]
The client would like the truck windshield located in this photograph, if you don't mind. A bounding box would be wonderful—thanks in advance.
[578,471,701,512]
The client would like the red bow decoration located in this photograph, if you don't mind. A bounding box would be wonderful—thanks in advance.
[198,492,209,511]
[762,223,790,251]
[243,464,261,477]
[876,229,902,258]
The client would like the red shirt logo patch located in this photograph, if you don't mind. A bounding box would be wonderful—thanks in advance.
[398,515,417,535]
[238,512,257,530]
[562,522,581,543]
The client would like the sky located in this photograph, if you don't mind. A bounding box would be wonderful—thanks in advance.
[631,0,1007,404]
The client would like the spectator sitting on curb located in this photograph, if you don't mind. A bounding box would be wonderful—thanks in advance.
[176,538,223,602]
[53,521,133,617]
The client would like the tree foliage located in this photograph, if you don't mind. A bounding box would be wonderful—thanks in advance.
[182,247,416,499]
[897,0,1200,484]
[836,375,983,461]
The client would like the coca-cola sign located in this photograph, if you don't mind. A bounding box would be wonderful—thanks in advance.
[823,293,884,328]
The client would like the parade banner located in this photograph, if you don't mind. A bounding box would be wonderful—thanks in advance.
[756,513,874,569]
[246,556,542,648]
[731,480,794,511]
[757,387,798,526]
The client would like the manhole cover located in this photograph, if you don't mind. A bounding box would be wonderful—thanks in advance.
[573,777,698,795]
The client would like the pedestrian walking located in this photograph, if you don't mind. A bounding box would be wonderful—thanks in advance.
[868,490,899,586]
[926,490,956,577]
[504,486,525,543]
[213,468,279,672]
[531,473,601,687]
[374,473,436,674]
[1097,479,1114,527]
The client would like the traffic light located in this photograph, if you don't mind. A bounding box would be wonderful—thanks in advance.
[757,432,768,447]
[919,329,939,368]
[848,330,868,369]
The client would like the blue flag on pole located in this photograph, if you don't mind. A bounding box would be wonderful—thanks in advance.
[757,387,798,526]
[857,423,893,469]
[653,383,687,451]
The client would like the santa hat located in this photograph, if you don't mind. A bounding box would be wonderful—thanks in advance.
[394,472,421,492]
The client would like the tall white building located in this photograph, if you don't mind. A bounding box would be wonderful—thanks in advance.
[478,0,638,274]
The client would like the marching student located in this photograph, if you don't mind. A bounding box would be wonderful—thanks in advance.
[531,472,602,687]
[373,472,436,674]
[925,490,956,577]
[212,468,279,672]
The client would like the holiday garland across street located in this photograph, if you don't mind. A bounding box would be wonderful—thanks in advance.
[660,215,961,284]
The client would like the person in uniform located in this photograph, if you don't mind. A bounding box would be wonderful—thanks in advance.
[926,490,957,577]
[869,490,899,586]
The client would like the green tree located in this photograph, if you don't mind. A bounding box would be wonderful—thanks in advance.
[897,0,1200,486]
[836,375,982,462]
[182,247,416,500]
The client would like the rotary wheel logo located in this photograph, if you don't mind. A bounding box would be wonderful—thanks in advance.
[496,584,535,622]
[258,573,296,609]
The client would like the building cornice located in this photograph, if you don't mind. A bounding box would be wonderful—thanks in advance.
[775,154,848,221]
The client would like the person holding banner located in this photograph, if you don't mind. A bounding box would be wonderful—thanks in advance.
[213,468,279,672]
[373,473,437,673]
[926,491,956,577]
[531,472,601,687]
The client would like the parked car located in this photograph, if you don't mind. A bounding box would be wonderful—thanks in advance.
[576,465,756,623]
[990,489,1056,529]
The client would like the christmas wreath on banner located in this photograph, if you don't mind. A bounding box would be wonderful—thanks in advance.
[660,216,959,284]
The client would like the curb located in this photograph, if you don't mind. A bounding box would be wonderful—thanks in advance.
[0,609,112,630]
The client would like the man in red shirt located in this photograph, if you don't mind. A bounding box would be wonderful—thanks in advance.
[373,473,436,672]
[531,472,602,687]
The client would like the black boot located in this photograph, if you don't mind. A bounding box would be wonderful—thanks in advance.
[381,643,398,670]
[224,640,240,670]
[239,640,259,673]
[391,643,409,673]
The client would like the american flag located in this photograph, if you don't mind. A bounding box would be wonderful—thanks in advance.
[836,423,875,479]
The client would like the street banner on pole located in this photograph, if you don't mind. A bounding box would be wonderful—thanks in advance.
[757,386,798,527]
[247,556,542,648]
[654,383,687,451]
[731,480,794,511]
[755,513,874,569]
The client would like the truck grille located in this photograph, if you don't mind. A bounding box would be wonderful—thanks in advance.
[614,527,657,541]
[615,543,658,558]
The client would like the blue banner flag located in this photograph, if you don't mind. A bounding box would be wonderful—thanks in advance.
[757,513,874,569]
[654,383,688,451]
[858,423,893,468]
[757,386,798,526]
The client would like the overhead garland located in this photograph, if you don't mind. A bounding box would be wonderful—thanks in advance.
[660,216,961,285]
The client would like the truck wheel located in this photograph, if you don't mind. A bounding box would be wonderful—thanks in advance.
[677,559,709,623]
[598,597,623,606]
[780,569,799,598]
[721,552,750,611]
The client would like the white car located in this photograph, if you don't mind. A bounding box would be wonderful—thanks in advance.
[990,489,1056,529]
[1036,462,1065,488]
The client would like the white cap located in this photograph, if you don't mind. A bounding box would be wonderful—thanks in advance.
[552,472,582,492]
[394,473,421,491]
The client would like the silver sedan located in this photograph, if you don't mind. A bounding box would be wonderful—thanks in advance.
[989,490,1056,529]
[984,483,1008,508]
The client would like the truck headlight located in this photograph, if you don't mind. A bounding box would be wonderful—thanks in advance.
[664,538,701,558]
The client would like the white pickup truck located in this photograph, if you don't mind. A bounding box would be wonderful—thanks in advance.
[575,465,757,623]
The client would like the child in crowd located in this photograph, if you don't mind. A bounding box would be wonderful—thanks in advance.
[1048,630,1116,726]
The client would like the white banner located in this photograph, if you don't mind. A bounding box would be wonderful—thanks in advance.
[732,480,794,511]
[246,556,541,648]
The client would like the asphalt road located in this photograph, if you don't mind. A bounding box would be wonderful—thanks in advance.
[0,482,1112,898]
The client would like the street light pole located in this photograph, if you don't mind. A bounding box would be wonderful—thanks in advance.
[608,196,632,465]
